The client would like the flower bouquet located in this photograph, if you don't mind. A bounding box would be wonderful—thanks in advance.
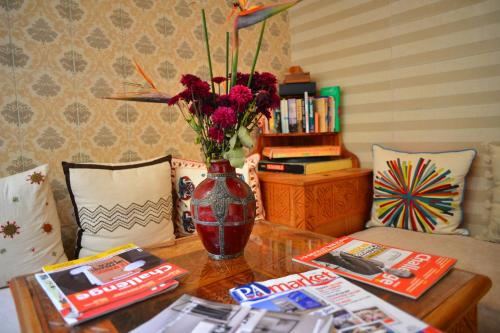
[168,0,301,168]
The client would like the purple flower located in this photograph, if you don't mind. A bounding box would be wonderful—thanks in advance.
[211,106,237,129]
[229,85,253,109]
[208,127,224,143]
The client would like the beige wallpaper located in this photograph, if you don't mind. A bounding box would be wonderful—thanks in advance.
[0,0,291,252]
[289,0,500,236]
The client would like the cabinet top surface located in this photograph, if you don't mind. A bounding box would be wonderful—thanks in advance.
[257,168,373,185]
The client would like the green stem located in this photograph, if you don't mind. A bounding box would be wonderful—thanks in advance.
[225,31,229,94]
[201,9,215,95]
[248,20,266,88]
[231,30,239,88]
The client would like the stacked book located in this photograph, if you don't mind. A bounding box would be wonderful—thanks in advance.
[36,243,187,326]
[259,145,352,175]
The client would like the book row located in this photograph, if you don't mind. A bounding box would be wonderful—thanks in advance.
[260,92,340,134]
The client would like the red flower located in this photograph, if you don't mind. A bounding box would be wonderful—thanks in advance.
[229,85,253,109]
[217,94,233,107]
[189,80,211,99]
[208,127,224,143]
[212,76,227,84]
[168,93,181,106]
[236,72,250,86]
[212,106,237,129]
[180,74,202,87]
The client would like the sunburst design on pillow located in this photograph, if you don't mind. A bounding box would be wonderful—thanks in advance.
[1,221,21,239]
[26,171,45,184]
[374,158,459,232]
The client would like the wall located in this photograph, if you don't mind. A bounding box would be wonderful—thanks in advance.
[289,0,500,235]
[0,0,291,251]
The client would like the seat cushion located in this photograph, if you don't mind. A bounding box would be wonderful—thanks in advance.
[0,288,20,333]
[351,227,500,332]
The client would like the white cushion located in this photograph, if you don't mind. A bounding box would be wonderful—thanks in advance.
[63,156,175,258]
[171,154,265,237]
[367,145,476,235]
[0,288,20,333]
[0,165,67,287]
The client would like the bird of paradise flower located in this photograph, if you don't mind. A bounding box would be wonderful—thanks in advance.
[374,158,460,232]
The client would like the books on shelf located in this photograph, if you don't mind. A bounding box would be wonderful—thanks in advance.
[258,157,352,174]
[229,269,440,333]
[262,145,341,159]
[37,243,187,325]
[292,237,456,299]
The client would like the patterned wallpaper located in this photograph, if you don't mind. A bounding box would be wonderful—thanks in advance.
[0,0,291,252]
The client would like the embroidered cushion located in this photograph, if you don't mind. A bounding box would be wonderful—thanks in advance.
[63,156,175,258]
[171,154,265,237]
[0,165,67,287]
[367,145,476,235]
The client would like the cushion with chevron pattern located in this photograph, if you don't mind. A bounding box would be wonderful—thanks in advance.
[63,155,175,258]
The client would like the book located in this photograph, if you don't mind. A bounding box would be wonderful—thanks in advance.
[304,91,310,133]
[308,97,315,132]
[292,237,456,299]
[40,243,187,325]
[280,99,289,134]
[229,269,440,333]
[279,82,316,96]
[287,98,298,132]
[130,294,333,333]
[296,99,303,133]
[320,86,341,132]
[262,145,341,159]
[258,157,352,174]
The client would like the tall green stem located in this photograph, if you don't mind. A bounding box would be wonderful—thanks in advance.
[225,31,229,94]
[248,20,266,88]
[201,9,215,94]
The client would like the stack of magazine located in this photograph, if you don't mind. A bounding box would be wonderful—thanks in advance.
[36,243,187,326]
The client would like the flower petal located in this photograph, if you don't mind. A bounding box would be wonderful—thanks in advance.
[236,0,301,30]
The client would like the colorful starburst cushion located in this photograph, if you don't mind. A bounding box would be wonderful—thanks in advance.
[367,145,476,235]
[0,165,68,287]
[171,154,265,237]
[63,156,175,258]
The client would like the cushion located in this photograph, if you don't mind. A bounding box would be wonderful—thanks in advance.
[171,154,265,237]
[485,142,500,242]
[0,165,67,287]
[367,144,476,234]
[63,156,175,258]
[350,227,500,333]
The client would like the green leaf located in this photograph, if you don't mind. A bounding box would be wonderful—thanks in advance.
[229,133,238,149]
[223,147,245,168]
[194,136,201,144]
[238,126,254,149]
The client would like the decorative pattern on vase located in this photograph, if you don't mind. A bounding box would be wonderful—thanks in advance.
[374,158,459,232]
[191,160,256,260]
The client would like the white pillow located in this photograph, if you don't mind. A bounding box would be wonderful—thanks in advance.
[0,165,67,287]
[171,154,265,237]
[367,145,476,235]
[63,156,175,258]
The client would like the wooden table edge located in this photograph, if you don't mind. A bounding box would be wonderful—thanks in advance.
[423,273,492,330]
[10,275,43,333]
[257,168,373,186]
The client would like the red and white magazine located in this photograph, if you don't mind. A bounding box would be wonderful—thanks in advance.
[39,243,187,325]
[292,236,456,299]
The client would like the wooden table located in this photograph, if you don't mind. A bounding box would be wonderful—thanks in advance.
[10,221,491,333]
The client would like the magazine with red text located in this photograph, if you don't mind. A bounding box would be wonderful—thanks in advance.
[292,237,456,299]
[39,243,188,325]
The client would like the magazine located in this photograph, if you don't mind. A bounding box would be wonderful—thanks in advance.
[38,243,188,325]
[129,294,333,333]
[230,269,441,333]
[292,237,456,299]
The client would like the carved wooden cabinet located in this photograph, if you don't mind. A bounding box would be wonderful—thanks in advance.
[258,168,373,237]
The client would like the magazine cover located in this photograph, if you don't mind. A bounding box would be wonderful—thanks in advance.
[36,273,179,326]
[41,243,188,318]
[230,270,441,333]
[292,237,456,299]
[129,294,333,333]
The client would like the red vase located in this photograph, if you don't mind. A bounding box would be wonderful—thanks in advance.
[191,159,256,260]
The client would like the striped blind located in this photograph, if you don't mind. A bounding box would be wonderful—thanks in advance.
[289,0,500,236]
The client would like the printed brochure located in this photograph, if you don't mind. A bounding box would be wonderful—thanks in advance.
[37,243,187,325]
[230,269,441,333]
[292,237,456,299]
[129,294,333,333]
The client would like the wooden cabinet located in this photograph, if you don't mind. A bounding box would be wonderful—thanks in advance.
[258,168,373,237]
[255,132,372,237]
